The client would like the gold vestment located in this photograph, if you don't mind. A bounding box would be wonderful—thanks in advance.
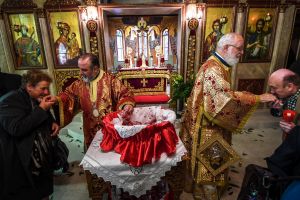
[181,54,259,186]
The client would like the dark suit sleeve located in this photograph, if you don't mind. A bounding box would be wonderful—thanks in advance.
[0,73,22,97]
[0,93,49,138]
[266,126,300,177]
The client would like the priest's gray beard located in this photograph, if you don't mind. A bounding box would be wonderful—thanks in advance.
[82,76,90,83]
[223,54,239,67]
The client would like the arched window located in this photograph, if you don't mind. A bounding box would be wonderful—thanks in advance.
[162,29,169,61]
[116,30,124,61]
[143,32,148,56]
[138,32,148,56]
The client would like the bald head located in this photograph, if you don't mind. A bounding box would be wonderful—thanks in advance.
[269,69,295,81]
[268,69,300,98]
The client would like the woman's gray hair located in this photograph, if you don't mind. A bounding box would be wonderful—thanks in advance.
[216,33,239,52]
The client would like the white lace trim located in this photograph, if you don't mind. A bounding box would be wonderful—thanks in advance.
[112,106,176,138]
[80,131,186,197]
[112,117,148,138]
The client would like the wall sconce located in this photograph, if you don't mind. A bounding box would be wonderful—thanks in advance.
[79,2,99,56]
[186,3,198,21]
[186,3,204,21]
[79,5,98,22]
[265,12,272,22]
[197,5,204,20]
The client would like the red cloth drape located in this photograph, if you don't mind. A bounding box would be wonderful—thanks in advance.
[100,111,178,167]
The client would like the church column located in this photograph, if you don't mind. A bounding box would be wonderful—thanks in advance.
[185,1,200,80]
[268,2,289,75]
[37,9,57,94]
[194,4,204,73]
[79,0,105,70]
[273,3,295,70]
[82,21,91,54]
[0,11,14,73]
[233,1,247,90]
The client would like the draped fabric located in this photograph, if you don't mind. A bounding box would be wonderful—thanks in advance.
[181,55,260,186]
[100,111,178,167]
[57,72,135,147]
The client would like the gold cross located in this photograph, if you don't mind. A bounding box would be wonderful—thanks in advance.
[141,78,148,87]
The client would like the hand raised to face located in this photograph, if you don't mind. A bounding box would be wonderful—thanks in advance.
[39,95,56,111]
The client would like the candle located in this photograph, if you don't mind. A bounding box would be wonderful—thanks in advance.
[134,57,137,68]
[157,55,161,68]
[149,56,153,68]
[283,110,296,122]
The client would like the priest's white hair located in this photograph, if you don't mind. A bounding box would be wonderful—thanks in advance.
[216,32,241,52]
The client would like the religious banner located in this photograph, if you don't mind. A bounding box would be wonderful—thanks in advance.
[202,6,236,63]
[243,7,277,62]
[3,11,46,69]
[46,10,85,68]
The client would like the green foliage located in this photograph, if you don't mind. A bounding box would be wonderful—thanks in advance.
[170,73,195,103]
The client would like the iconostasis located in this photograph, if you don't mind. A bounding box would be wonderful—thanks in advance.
[0,0,299,98]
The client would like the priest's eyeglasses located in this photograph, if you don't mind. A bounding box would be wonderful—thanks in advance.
[227,44,244,52]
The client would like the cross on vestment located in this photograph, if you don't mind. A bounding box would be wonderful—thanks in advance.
[141,78,148,87]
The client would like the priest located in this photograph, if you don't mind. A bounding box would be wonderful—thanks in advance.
[54,53,135,197]
[56,53,135,148]
[181,33,277,200]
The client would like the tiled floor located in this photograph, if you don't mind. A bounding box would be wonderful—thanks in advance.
[53,108,282,200]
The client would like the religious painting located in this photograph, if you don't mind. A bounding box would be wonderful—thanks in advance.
[47,10,84,68]
[202,6,235,63]
[5,12,46,69]
[243,8,277,62]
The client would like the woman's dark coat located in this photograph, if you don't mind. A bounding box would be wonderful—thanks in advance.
[0,89,54,200]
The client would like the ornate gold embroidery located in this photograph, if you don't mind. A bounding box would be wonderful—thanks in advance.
[117,69,170,95]
[54,69,80,93]
[197,134,240,177]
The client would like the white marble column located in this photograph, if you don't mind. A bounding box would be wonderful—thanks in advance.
[232,2,247,90]
[82,21,91,53]
[268,4,289,75]
[235,3,247,35]
[273,4,295,69]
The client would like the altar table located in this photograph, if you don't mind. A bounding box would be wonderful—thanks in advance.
[80,130,187,198]
[116,68,171,104]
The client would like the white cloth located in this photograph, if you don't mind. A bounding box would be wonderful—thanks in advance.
[80,130,186,197]
[113,106,176,139]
